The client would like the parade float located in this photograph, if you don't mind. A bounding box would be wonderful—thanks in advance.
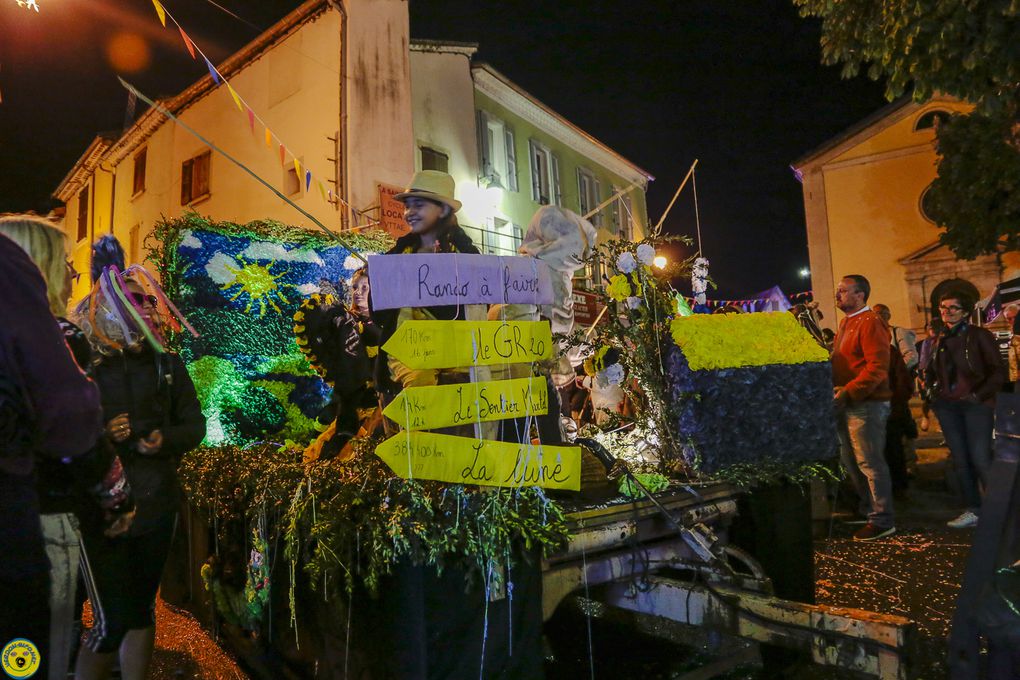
[151,212,914,679]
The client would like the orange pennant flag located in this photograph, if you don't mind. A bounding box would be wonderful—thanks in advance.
[152,0,167,27]
[265,127,272,148]
[226,83,243,112]
[279,144,286,166]
[178,26,196,59]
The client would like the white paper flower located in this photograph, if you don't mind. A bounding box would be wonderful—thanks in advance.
[636,243,656,266]
[601,362,625,385]
[626,296,642,309]
[616,251,637,274]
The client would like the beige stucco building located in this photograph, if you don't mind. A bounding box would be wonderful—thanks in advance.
[55,0,651,302]
[793,96,1020,332]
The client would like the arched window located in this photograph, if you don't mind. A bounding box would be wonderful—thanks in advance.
[915,109,951,131]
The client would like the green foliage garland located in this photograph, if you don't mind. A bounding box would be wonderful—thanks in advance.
[178,440,570,624]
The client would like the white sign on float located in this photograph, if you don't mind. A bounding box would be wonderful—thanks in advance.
[367,253,554,310]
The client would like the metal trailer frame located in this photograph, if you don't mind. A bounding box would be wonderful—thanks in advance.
[542,482,916,679]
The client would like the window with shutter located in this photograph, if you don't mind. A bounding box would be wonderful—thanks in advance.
[180,150,211,205]
[76,186,89,242]
[529,139,545,203]
[180,159,193,205]
[577,168,603,226]
[477,110,492,178]
[420,147,449,173]
[504,127,518,192]
[528,139,560,206]
[615,191,634,241]
[132,148,147,196]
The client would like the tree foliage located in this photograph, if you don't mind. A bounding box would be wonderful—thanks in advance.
[794,0,1020,257]
[928,110,1020,258]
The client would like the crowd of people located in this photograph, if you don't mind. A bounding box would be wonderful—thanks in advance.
[830,273,1009,541]
[1,215,204,680]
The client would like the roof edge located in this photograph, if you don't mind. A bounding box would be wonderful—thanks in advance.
[410,39,478,56]
[56,0,330,199]
[791,96,914,171]
[53,134,117,201]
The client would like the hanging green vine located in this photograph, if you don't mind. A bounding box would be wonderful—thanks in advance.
[179,439,570,624]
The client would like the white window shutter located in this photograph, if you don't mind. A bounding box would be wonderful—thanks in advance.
[593,177,602,226]
[505,127,518,192]
[477,110,492,177]
[552,155,562,207]
[529,139,541,201]
[576,168,584,214]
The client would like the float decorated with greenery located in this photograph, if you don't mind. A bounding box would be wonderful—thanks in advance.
[153,212,836,645]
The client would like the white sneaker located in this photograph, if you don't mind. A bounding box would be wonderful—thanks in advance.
[947,511,979,529]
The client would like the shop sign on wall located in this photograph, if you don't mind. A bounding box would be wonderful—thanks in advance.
[377,183,409,238]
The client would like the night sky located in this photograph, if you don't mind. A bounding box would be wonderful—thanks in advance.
[0,0,888,297]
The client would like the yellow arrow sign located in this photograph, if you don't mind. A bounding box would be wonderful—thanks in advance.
[383,376,548,431]
[375,431,580,491]
[382,320,553,369]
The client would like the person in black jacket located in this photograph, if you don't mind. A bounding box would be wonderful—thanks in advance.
[75,276,205,680]
[919,293,1006,529]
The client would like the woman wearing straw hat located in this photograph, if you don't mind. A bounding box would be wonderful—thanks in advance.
[360,171,545,679]
[374,170,487,403]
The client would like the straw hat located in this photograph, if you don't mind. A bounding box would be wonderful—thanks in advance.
[394,170,462,212]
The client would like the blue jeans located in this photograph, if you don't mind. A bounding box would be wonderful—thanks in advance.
[932,399,994,512]
[837,400,894,528]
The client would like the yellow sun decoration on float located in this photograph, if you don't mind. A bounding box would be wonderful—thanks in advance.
[222,260,296,317]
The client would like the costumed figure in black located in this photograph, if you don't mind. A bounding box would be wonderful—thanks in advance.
[296,266,382,461]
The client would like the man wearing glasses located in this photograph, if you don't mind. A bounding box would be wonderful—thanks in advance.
[920,294,1005,529]
[832,275,896,541]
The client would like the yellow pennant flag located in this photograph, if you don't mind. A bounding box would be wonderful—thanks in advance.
[375,430,580,491]
[226,83,244,112]
[264,127,272,148]
[383,376,547,431]
[152,0,167,27]
[293,158,302,180]
[383,320,552,370]
[316,179,327,201]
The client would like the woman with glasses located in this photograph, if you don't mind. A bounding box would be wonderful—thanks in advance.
[919,293,1006,529]
[73,241,205,680]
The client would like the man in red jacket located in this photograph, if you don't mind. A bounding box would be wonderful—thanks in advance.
[832,275,896,541]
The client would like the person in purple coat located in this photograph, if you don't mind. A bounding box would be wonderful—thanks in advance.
[0,231,105,675]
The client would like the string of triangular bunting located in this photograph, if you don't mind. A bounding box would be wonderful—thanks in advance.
[149,0,377,228]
